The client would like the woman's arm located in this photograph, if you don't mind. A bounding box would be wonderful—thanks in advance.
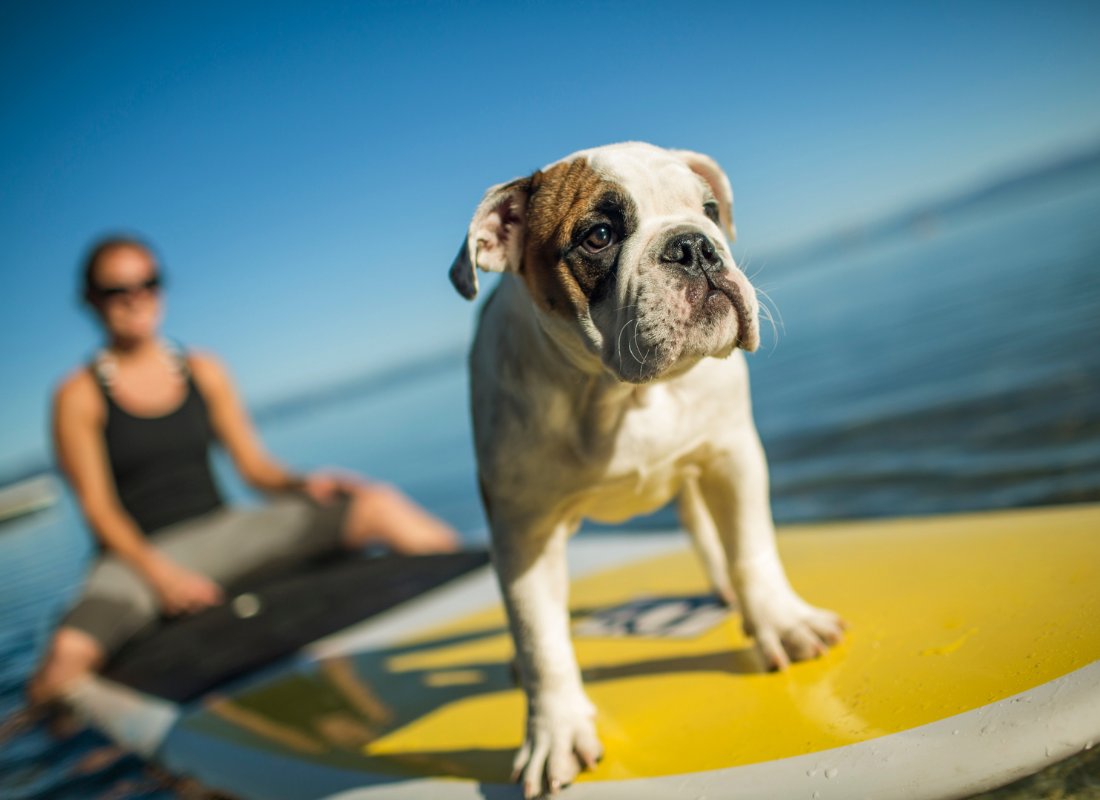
[188,352,308,494]
[52,371,223,614]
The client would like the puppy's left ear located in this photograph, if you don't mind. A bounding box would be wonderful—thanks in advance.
[449,176,531,300]
[672,150,736,242]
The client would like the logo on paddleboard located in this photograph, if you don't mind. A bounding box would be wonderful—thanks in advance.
[573,595,729,639]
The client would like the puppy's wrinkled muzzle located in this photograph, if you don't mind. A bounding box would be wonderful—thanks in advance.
[733,285,760,352]
[655,227,758,352]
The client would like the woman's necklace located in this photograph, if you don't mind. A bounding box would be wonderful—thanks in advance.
[96,339,184,390]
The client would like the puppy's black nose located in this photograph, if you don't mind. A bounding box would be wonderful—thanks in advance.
[660,231,723,275]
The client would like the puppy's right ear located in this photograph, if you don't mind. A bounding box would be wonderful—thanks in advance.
[449,176,531,300]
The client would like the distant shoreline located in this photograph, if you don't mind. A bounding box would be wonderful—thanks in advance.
[762,137,1100,267]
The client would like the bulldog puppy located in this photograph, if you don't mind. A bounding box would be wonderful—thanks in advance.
[450,142,843,798]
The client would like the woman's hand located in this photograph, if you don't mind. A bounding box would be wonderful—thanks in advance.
[142,555,225,616]
[300,470,362,505]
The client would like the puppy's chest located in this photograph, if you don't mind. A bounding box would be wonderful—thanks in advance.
[604,403,702,472]
[570,392,712,523]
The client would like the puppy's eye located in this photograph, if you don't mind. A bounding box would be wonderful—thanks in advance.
[703,201,721,225]
[582,224,616,253]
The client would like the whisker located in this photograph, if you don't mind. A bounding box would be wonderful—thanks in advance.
[736,251,781,351]
[737,249,762,282]
[615,318,632,369]
[755,288,784,333]
[758,304,779,352]
[748,273,783,352]
[628,319,645,365]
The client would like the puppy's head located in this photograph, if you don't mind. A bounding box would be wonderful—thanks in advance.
[450,142,759,383]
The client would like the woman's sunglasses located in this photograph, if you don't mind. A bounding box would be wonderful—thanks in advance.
[92,275,163,300]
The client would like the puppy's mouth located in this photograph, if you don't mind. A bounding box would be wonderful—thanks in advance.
[687,271,758,352]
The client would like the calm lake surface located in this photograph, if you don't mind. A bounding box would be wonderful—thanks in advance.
[3,162,1099,797]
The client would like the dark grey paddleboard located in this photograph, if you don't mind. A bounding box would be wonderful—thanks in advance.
[102,551,490,703]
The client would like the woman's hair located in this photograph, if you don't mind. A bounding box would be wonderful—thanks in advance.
[80,234,161,305]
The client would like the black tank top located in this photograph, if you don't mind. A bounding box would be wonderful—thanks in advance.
[92,347,225,534]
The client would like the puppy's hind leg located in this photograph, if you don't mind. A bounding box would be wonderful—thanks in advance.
[679,466,736,607]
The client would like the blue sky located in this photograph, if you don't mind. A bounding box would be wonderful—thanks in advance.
[2,0,1099,474]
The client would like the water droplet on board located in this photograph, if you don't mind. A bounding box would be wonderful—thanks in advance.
[806,768,818,777]
[825,767,839,779]
[952,729,960,736]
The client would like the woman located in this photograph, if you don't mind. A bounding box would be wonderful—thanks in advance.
[29,235,458,708]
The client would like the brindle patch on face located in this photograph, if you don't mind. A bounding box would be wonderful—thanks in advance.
[522,158,637,317]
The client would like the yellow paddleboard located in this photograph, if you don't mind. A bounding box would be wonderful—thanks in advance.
[169,503,1100,799]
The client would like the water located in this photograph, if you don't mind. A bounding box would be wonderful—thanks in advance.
[2,164,1100,797]
[752,170,1100,521]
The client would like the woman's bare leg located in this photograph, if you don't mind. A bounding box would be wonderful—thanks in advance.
[28,627,105,707]
[340,484,459,554]
[28,627,179,754]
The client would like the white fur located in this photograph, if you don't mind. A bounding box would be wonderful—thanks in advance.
[457,143,844,798]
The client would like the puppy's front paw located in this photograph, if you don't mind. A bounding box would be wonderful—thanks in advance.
[742,591,845,672]
[512,696,602,799]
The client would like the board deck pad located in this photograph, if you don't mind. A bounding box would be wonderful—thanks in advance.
[103,551,490,702]
[176,504,1100,792]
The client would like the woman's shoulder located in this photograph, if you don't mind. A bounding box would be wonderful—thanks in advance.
[53,364,104,422]
[185,348,227,377]
[184,349,234,395]
[183,348,221,369]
